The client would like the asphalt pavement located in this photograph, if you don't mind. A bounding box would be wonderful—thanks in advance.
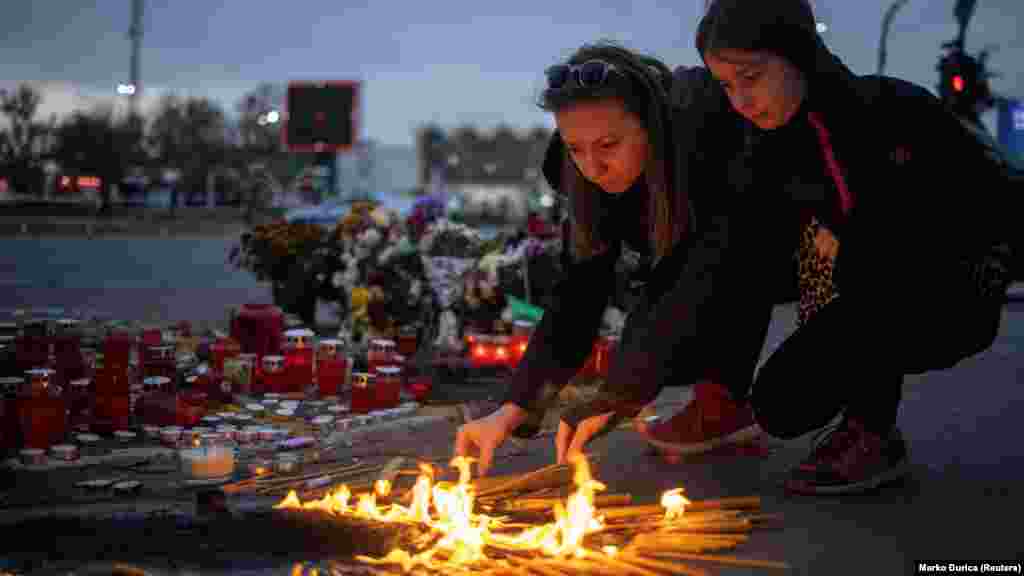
[2,301,1022,575]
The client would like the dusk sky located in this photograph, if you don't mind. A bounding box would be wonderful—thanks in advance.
[1,1,1021,147]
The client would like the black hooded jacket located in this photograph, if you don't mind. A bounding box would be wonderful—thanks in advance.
[501,65,764,430]
[502,30,1018,431]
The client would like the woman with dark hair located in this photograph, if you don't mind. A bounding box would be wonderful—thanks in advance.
[455,41,775,476]
[641,0,1014,494]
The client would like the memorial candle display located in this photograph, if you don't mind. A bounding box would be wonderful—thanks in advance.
[210,337,241,374]
[366,339,396,375]
[142,345,177,381]
[316,339,346,397]
[261,355,287,395]
[283,329,315,394]
[350,372,374,414]
[374,365,402,411]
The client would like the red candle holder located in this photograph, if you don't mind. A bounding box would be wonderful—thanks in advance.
[316,339,346,398]
[142,345,177,381]
[594,335,618,377]
[492,336,513,367]
[350,372,375,414]
[210,338,241,374]
[0,395,18,453]
[367,339,396,376]
[16,395,68,449]
[511,320,534,362]
[468,335,518,368]
[94,364,130,396]
[261,355,287,395]
[23,368,55,398]
[91,394,130,436]
[15,335,50,373]
[67,377,92,429]
[224,353,257,396]
[284,347,314,394]
[231,303,284,359]
[144,328,164,347]
[397,326,418,357]
[53,327,85,384]
[407,373,433,402]
[374,365,402,410]
[103,332,134,373]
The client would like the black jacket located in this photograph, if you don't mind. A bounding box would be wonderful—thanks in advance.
[726,30,1019,306]
[503,34,1018,431]
[501,65,764,431]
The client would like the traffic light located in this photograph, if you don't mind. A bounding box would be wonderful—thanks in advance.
[284,81,360,152]
[937,48,991,122]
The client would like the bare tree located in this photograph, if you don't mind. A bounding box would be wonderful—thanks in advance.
[52,106,140,213]
[0,84,53,196]
[877,0,910,75]
[149,94,229,213]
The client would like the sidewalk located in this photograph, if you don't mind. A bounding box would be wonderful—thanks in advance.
[0,204,269,238]
[2,302,1022,574]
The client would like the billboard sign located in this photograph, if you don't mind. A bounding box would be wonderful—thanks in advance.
[284,81,360,153]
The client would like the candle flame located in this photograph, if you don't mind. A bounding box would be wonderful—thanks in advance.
[277,453,622,568]
[661,488,690,520]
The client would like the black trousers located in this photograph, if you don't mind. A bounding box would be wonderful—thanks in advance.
[750,293,1003,438]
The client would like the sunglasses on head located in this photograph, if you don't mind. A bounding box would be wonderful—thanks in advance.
[545,59,621,90]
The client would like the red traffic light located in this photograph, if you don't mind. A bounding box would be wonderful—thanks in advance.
[952,74,965,92]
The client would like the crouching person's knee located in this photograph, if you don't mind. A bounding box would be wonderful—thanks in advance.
[750,367,806,440]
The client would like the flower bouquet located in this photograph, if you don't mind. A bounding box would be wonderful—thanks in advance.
[418,219,485,351]
[229,220,329,324]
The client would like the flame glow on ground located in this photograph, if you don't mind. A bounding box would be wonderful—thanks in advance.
[275,454,691,572]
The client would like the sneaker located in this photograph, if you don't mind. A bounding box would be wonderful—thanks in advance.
[637,381,761,460]
[785,417,909,495]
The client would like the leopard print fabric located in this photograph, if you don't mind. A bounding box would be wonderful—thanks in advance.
[796,217,839,327]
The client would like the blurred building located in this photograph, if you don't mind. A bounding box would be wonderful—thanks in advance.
[416,124,553,224]
[997,98,1024,165]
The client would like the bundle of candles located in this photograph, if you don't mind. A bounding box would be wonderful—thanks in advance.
[272,456,789,575]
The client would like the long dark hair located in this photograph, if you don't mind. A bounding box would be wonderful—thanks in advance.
[697,0,818,59]
[696,0,839,90]
[537,41,686,262]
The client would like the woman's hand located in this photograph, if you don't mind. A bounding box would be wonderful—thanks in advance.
[454,403,527,476]
[814,226,840,263]
[555,411,615,465]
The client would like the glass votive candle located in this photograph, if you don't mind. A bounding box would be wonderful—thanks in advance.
[316,339,346,398]
[366,339,396,375]
[160,426,183,447]
[67,378,92,428]
[143,345,177,381]
[512,320,534,359]
[594,335,618,377]
[283,330,315,394]
[350,372,375,415]
[492,336,513,367]
[261,355,286,394]
[284,328,315,350]
[210,338,241,374]
[374,366,402,410]
[397,326,418,357]
[103,332,134,372]
[24,368,55,397]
